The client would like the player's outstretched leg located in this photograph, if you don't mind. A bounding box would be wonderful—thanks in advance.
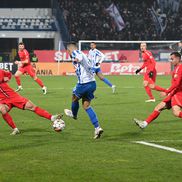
[15,71,23,92]
[3,113,20,135]
[134,102,166,129]
[85,107,103,139]
[64,103,79,119]
[34,77,47,94]
[144,86,155,102]
[71,101,79,119]
[97,72,116,93]
[24,100,62,122]
[153,85,166,92]
[33,76,47,94]
[29,69,47,94]
[83,100,103,139]
[172,105,182,118]
[64,95,79,120]
[0,104,20,135]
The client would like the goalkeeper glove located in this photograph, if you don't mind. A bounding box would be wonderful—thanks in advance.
[148,71,154,78]
[135,68,142,74]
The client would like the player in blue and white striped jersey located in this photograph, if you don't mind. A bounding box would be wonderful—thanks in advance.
[64,43,103,139]
[88,42,116,93]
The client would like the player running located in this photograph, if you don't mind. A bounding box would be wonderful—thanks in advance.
[135,42,166,102]
[134,52,182,129]
[0,69,61,135]
[64,43,103,139]
[14,42,47,94]
[88,42,116,93]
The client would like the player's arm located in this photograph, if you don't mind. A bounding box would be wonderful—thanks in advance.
[20,60,29,64]
[165,68,182,94]
[72,51,83,63]
[97,50,105,63]
[136,52,149,74]
[15,50,29,65]
[0,69,12,83]
[135,61,147,74]
[87,50,92,60]
[96,50,105,66]
[147,59,156,78]
[4,70,12,82]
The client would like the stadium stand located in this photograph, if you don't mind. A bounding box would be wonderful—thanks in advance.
[0,9,57,31]
[0,17,56,31]
[59,0,182,41]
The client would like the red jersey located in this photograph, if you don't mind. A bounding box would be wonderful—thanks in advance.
[18,49,30,67]
[140,50,156,72]
[0,70,19,99]
[166,64,182,94]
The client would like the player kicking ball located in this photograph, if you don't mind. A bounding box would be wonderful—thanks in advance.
[64,43,103,139]
[134,52,182,129]
[135,42,166,102]
[0,69,61,135]
[14,42,47,94]
[88,42,116,93]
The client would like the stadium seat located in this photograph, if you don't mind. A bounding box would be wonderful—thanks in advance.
[0,16,57,31]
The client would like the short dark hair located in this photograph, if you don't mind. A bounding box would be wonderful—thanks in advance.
[91,42,96,44]
[67,43,77,50]
[170,51,181,59]
[19,42,24,45]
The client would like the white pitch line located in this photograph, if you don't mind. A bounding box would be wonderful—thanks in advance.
[13,86,142,90]
[134,141,182,154]
[145,140,182,143]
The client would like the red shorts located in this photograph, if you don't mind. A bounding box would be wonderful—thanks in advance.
[18,64,36,77]
[0,95,29,111]
[163,92,182,109]
[143,70,157,84]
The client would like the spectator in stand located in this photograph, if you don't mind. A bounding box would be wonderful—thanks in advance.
[59,0,182,41]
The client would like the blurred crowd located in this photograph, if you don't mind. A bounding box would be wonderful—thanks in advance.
[59,0,182,41]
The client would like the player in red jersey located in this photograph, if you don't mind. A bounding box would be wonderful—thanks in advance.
[134,52,182,128]
[135,42,166,102]
[14,42,47,94]
[0,69,61,135]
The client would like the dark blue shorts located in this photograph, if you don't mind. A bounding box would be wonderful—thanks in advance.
[73,81,96,101]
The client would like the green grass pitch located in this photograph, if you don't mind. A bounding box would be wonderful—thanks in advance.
[0,75,182,182]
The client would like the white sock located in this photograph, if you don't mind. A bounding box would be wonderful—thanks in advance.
[143,121,148,128]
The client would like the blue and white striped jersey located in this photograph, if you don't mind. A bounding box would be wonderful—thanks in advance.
[88,48,105,68]
[72,50,95,84]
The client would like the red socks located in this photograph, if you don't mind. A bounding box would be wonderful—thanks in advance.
[35,78,44,88]
[15,76,44,88]
[34,107,52,120]
[144,86,154,99]
[145,110,160,124]
[145,110,181,125]
[2,113,16,129]
[15,76,21,86]
[154,85,166,92]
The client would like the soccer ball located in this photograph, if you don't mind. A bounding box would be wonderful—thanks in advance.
[52,119,65,132]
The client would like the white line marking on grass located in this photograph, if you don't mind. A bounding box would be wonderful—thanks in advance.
[17,86,143,90]
[146,140,182,143]
[134,141,182,154]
